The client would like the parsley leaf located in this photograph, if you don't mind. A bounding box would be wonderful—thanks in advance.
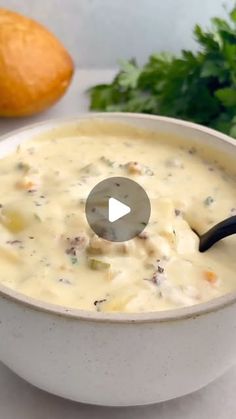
[89,6,236,138]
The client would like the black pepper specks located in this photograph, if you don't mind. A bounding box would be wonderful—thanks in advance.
[204,196,214,206]
[188,147,197,155]
[58,278,72,285]
[94,299,107,312]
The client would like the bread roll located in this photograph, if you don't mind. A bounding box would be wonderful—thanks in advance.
[0,8,74,117]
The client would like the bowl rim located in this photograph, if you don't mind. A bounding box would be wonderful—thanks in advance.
[0,111,236,324]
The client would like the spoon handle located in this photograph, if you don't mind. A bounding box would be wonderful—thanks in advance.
[199,215,236,252]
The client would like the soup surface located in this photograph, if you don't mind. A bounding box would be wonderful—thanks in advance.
[0,120,235,313]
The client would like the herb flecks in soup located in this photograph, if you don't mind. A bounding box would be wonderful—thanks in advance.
[0,121,235,313]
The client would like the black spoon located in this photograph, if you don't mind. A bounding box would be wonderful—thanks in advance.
[194,215,236,252]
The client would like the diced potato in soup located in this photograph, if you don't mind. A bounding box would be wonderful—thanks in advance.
[0,120,235,313]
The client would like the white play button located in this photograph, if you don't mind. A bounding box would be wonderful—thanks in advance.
[108,197,131,223]
[85,177,151,242]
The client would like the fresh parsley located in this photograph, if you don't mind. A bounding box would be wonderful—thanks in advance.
[89,6,236,138]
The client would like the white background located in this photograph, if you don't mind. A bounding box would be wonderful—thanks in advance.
[0,0,233,67]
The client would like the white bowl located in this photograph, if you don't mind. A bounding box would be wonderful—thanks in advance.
[0,113,236,406]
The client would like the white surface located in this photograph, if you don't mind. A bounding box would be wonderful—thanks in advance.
[0,69,235,417]
[109,198,131,222]
[0,0,233,67]
[0,69,115,136]
[1,361,236,419]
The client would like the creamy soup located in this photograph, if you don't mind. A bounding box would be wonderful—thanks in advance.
[0,120,235,313]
